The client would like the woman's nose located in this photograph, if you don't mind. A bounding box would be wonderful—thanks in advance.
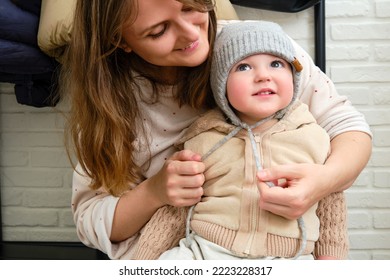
[175,18,199,42]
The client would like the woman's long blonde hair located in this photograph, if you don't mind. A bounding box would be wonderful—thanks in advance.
[61,0,217,196]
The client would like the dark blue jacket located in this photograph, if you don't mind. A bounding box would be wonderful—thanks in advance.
[0,0,60,107]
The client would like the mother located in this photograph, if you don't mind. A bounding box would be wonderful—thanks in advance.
[51,0,372,259]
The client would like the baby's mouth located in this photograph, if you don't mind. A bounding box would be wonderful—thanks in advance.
[252,91,274,96]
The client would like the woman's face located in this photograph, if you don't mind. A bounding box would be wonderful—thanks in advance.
[121,0,210,67]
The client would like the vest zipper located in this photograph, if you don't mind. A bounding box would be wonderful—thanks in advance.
[243,134,263,255]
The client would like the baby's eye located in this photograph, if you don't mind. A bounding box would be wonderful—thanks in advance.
[270,60,285,68]
[235,63,252,72]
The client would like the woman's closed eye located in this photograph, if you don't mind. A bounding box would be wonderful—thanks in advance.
[149,24,168,39]
[181,6,194,13]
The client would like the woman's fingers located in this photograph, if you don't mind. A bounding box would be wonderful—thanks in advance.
[257,164,303,182]
[257,182,306,219]
[170,149,202,162]
[165,158,205,176]
[166,184,204,207]
[151,150,206,207]
[256,164,321,219]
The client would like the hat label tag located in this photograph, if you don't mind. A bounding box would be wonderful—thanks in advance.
[292,58,303,72]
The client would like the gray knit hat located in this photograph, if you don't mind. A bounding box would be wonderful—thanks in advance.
[211,21,303,126]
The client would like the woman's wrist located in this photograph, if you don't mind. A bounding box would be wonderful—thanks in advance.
[110,179,164,242]
[138,177,167,210]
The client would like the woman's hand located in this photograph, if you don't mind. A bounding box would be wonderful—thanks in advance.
[111,149,205,242]
[256,132,371,220]
[148,149,205,208]
[256,163,333,220]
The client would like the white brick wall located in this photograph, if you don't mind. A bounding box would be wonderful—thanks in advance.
[0,0,389,259]
[0,84,77,242]
[234,0,390,260]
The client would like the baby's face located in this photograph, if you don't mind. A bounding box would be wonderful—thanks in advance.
[226,53,294,124]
